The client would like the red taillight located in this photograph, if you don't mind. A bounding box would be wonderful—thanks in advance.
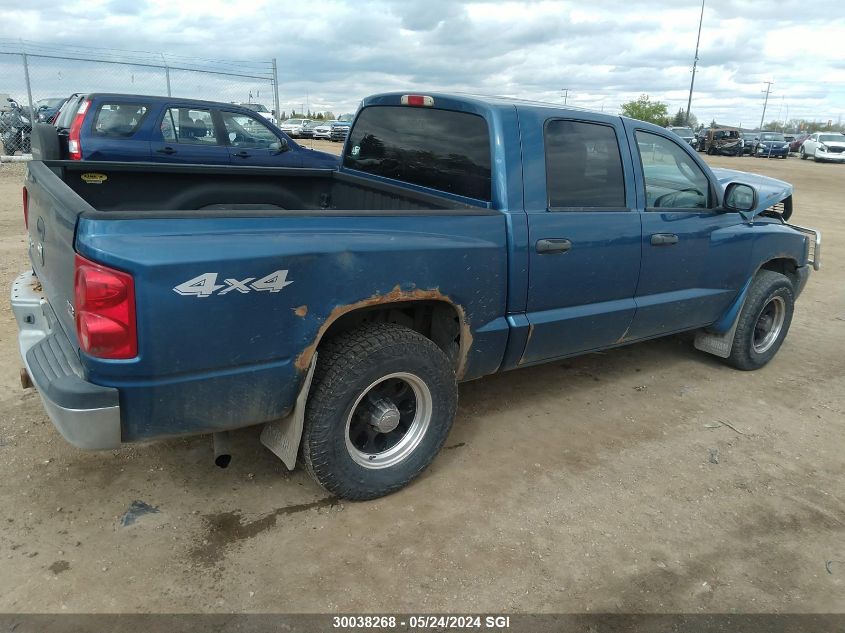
[22,186,28,229]
[74,254,137,359]
[67,99,90,160]
[400,94,434,107]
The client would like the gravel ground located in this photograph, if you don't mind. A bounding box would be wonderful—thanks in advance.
[0,153,842,613]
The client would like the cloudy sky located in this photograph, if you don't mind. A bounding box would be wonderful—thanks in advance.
[3,0,844,127]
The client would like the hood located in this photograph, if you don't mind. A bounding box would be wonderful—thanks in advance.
[821,140,845,148]
[711,168,793,221]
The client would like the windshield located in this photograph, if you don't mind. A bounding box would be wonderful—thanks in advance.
[285,119,304,125]
[240,103,268,112]
[761,133,785,141]
[671,128,693,136]
[820,134,845,142]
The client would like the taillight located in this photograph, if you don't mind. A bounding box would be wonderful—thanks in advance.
[22,186,28,229]
[74,254,137,359]
[67,99,90,161]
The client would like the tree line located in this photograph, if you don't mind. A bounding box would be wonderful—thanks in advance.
[619,94,844,133]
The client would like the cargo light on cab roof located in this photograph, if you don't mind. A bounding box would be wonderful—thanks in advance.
[401,95,434,107]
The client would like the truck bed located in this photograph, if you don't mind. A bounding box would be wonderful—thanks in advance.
[47,160,485,217]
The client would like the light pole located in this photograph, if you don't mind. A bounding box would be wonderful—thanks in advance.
[759,81,773,131]
[561,88,569,105]
[685,0,705,126]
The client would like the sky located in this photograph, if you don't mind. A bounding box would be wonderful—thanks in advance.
[2,0,844,128]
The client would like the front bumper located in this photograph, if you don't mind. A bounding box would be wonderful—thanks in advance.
[11,271,121,449]
[757,146,789,157]
[815,149,845,162]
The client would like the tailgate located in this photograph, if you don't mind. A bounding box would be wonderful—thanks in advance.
[24,161,94,345]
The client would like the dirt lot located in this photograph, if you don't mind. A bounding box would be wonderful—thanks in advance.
[0,151,843,614]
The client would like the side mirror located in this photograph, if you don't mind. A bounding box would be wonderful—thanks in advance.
[724,183,757,212]
[270,138,289,155]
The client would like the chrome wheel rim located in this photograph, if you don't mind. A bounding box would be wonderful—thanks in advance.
[753,296,786,354]
[345,372,432,469]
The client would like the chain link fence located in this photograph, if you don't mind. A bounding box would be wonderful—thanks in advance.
[1,39,280,155]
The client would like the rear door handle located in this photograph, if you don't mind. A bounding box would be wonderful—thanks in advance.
[233,151,250,159]
[156,146,176,155]
[650,233,679,246]
[536,238,572,254]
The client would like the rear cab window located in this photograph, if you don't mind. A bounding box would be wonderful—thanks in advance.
[545,119,626,209]
[343,106,491,202]
[92,103,148,137]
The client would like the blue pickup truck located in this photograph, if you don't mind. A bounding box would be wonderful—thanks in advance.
[12,92,820,500]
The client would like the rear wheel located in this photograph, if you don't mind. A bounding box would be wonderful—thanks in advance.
[725,270,794,371]
[301,323,458,500]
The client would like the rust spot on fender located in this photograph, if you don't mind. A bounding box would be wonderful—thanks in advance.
[293,305,308,318]
[294,285,472,379]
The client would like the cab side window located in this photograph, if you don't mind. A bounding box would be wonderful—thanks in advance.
[545,120,626,209]
[161,107,217,144]
[635,131,711,210]
[220,111,280,149]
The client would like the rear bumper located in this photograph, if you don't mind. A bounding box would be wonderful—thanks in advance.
[10,271,121,450]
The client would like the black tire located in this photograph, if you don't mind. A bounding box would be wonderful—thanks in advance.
[301,323,458,500]
[725,270,794,371]
[800,147,807,160]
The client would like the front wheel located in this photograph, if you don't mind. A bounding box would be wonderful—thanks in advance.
[301,323,458,500]
[726,270,795,371]
[800,147,807,160]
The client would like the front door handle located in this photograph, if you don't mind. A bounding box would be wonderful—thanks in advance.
[536,238,572,254]
[156,146,176,155]
[650,233,679,246]
[233,151,250,159]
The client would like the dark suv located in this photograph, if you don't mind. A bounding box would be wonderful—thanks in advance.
[45,93,338,168]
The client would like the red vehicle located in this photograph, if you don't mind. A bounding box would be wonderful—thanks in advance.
[790,134,810,153]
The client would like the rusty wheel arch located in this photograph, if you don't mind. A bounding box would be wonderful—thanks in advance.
[294,286,472,380]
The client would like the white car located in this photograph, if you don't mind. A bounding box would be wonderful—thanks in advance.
[800,132,845,162]
[312,120,336,140]
[279,118,312,138]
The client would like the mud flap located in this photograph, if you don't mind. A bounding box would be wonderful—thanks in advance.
[260,353,317,470]
[694,312,742,358]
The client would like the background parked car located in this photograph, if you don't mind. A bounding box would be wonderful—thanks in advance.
[34,97,65,123]
[298,120,320,139]
[741,132,757,155]
[789,133,811,152]
[666,126,696,146]
[800,132,845,162]
[44,93,337,168]
[701,127,744,156]
[312,120,336,140]
[695,127,710,151]
[751,131,790,158]
[330,120,351,142]
[279,118,312,138]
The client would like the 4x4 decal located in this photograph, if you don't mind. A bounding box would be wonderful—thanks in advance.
[173,270,293,298]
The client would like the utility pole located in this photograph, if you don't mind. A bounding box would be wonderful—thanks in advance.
[271,57,281,122]
[685,0,705,126]
[160,53,172,97]
[21,52,35,123]
[561,88,569,105]
[759,81,773,130]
